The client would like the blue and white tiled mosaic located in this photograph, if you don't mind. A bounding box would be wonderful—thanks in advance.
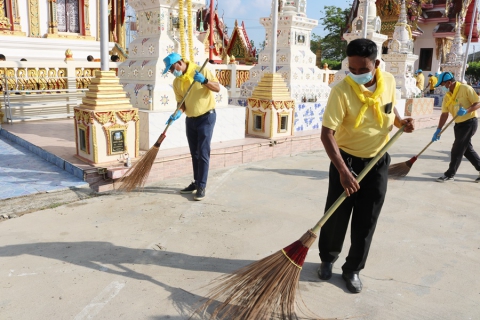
[294,102,325,132]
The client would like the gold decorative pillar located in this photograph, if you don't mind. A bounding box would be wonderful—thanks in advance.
[27,0,41,37]
[0,1,12,29]
[47,0,58,35]
[84,0,91,36]
[11,0,23,33]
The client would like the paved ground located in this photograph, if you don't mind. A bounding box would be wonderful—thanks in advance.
[0,135,88,200]
[0,124,479,320]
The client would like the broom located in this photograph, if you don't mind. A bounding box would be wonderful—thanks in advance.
[118,58,209,192]
[197,126,407,320]
[388,115,458,178]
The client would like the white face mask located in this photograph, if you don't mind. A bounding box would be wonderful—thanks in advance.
[348,70,374,85]
[440,86,449,94]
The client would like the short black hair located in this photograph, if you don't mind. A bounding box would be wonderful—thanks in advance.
[111,55,120,62]
[87,55,94,61]
[346,39,377,62]
[0,54,5,61]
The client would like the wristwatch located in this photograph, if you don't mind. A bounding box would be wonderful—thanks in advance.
[202,78,209,85]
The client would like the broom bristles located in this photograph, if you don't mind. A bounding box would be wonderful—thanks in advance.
[117,146,159,192]
[196,230,317,320]
[388,156,416,179]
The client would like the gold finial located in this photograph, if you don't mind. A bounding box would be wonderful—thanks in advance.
[323,63,329,70]
[65,49,73,61]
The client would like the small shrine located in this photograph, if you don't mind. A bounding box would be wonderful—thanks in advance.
[246,74,295,138]
[332,0,388,85]
[74,71,139,165]
[239,0,331,133]
[382,0,419,99]
[441,16,467,81]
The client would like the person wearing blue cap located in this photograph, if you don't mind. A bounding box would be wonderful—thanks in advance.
[163,52,220,200]
[432,71,480,183]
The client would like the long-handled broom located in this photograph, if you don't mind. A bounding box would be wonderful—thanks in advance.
[388,115,458,178]
[197,126,407,320]
[118,59,209,192]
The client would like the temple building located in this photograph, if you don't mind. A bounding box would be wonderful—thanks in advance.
[352,0,480,74]
[0,0,128,61]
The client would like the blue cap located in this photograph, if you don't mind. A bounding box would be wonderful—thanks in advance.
[416,69,422,73]
[435,72,454,87]
[428,73,433,77]
[162,52,182,75]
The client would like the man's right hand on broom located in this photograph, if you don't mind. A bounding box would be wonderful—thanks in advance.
[432,128,442,142]
[166,108,184,125]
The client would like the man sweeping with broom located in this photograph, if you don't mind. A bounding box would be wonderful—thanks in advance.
[431,71,480,183]
[317,39,415,293]
[163,52,220,200]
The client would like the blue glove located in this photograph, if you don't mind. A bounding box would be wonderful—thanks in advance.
[457,107,467,116]
[193,71,206,84]
[432,128,441,142]
[165,110,182,125]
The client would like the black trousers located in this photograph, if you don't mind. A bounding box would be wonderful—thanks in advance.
[318,150,390,273]
[445,117,480,178]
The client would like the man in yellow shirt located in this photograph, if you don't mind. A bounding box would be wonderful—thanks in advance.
[317,39,414,293]
[163,52,220,200]
[432,72,480,182]
[427,73,437,94]
[415,69,424,91]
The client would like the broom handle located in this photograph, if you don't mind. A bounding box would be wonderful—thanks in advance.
[154,58,209,147]
[415,115,458,158]
[311,125,406,235]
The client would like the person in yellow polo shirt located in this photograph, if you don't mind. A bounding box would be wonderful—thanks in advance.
[427,73,437,94]
[432,72,480,183]
[415,69,424,91]
[163,53,220,200]
[317,39,414,294]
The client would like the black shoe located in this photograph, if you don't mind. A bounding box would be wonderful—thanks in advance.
[194,187,205,201]
[317,262,333,280]
[180,182,196,194]
[342,272,362,293]
[436,175,454,182]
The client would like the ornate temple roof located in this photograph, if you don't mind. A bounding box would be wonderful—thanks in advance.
[345,0,478,42]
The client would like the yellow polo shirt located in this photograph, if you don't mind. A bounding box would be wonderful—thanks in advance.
[173,64,218,117]
[416,73,424,90]
[441,82,479,123]
[322,70,396,158]
[429,76,437,90]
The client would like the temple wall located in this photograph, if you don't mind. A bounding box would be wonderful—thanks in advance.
[413,23,441,74]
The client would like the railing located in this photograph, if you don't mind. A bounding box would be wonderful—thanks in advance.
[0,60,119,122]
[211,64,253,97]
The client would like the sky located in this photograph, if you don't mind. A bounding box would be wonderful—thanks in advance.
[216,0,353,48]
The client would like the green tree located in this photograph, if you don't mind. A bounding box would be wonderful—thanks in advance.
[465,61,480,84]
[317,5,350,61]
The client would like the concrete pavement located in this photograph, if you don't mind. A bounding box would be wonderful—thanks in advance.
[0,124,479,319]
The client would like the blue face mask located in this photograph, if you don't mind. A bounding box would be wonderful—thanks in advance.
[173,69,183,77]
[348,71,374,85]
[440,86,448,94]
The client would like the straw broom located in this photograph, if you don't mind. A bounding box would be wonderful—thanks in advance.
[388,115,458,178]
[118,59,209,192]
[197,126,407,320]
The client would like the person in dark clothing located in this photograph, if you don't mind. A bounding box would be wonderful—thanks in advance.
[317,39,414,293]
[432,72,480,183]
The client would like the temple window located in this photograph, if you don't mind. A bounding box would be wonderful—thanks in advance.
[57,0,80,33]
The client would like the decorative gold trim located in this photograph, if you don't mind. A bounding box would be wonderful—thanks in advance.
[94,111,116,124]
[27,0,40,37]
[0,0,11,29]
[92,125,98,163]
[45,33,96,40]
[47,0,58,35]
[84,0,91,36]
[117,109,139,123]
[135,119,139,158]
